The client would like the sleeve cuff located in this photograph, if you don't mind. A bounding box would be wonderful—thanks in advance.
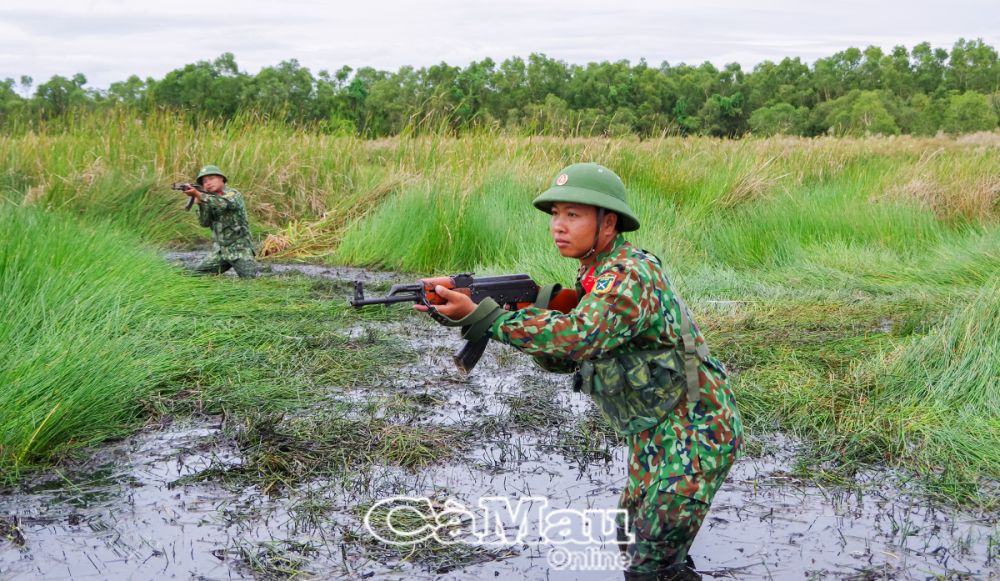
[436,297,506,342]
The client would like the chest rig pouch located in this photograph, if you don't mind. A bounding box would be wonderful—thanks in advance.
[575,349,687,435]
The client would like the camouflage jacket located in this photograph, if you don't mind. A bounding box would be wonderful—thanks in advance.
[197,187,255,261]
[457,235,742,502]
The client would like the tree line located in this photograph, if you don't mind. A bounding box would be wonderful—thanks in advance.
[2,39,999,137]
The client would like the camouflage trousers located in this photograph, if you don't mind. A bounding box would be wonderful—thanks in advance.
[194,252,259,278]
[616,488,710,580]
[614,423,735,579]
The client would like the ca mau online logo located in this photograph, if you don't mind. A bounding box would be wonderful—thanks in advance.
[363,496,635,570]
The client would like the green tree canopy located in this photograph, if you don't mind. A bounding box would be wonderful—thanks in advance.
[5,39,1000,138]
[942,91,1000,134]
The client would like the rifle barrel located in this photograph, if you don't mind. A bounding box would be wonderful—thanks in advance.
[349,294,421,307]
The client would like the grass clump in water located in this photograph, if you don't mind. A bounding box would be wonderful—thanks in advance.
[350,497,512,574]
[0,208,409,484]
[186,407,464,494]
[853,280,1000,505]
[705,292,999,507]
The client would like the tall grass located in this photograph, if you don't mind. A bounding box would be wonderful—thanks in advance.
[864,279,1000,476]
[1,209,200,477]
[4,111,999,269]
[334,172,552,272]
[3,112,1000,503]
[0,207,398,483]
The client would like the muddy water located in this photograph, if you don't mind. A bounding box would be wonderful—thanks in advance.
[165,251,403,284]
[2,264,998,580]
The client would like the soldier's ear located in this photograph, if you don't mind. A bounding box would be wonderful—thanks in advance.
[605,211,619,232]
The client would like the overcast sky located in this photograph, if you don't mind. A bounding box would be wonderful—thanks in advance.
[2,0,998,91]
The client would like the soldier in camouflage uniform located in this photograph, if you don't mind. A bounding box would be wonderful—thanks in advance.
[183,165,258,278]
[421,163,742,580]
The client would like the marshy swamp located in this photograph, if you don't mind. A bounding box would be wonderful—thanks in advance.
[2,124,1000,579]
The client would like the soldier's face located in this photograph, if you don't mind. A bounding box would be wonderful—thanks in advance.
[201,175,225,193]
[549,202,598,258]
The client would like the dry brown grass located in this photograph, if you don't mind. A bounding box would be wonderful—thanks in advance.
[257,233,291,258]
[717,156,788,209]
[955,131,1000,147]
[879,146,1000,221]
[258,170,419,260]
[886,176,1000,221]
[21,185,45,207]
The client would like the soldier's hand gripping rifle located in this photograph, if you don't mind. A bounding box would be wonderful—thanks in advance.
[172,183,209,211]
[350,273,578,373]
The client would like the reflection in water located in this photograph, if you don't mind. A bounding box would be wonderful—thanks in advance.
[2,263,998,580]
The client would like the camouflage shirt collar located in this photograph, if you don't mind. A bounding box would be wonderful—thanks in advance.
[597,234,628,264]
[579,234,627,276]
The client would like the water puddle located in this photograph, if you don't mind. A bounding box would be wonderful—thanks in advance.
[3,262,998,580]
[0,422,247,579]
[164,251,401,284]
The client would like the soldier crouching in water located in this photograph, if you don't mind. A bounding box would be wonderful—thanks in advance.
[182,165,259,278]
[417,163,742,580]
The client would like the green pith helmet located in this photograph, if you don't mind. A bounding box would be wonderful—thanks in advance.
[196,164,227,185]
[532,163,640,232]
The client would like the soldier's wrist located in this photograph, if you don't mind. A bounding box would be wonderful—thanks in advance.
[435,298,504,342]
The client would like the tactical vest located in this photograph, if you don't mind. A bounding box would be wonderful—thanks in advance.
[212,190,253,247]
[574,252,720,435]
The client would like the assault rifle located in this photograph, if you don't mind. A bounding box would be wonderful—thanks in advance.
[172,182,209,211]
[350,273,578,373]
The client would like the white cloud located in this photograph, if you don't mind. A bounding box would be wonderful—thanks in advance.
[1,0,997,89]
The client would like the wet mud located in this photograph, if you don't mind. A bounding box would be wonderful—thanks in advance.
[165,251,402,284]
[2,261,998,580]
